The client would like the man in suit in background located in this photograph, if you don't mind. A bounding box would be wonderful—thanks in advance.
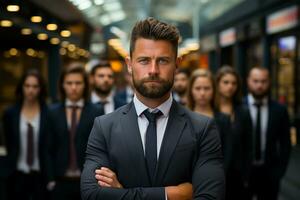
[90,60,126,114]
[115,69,134,104]
[45,65,103,200]
[81,17,225,200]
[172,68,189,105]
[244,66,291,200]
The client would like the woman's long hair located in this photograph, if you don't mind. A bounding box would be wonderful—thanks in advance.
[15,69,47,105]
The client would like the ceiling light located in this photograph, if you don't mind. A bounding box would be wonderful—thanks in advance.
[68,44,76,52]
[78,1,92,10]
[50,38,60,45]
[9,48,18,56]
[94,0,104,5]
[7,5,20,12]
[47,23,58,31]
[99,15,111,26]
[21,28,32,35]
[26,48,35,57]
[37,33,48,40]
[61,41,70,47]
[0,20,13,27]
[103,1,121,12]
[31,16,42,23]
[109,11,126,22]
[60,30,71,37]
[59,48,67,55]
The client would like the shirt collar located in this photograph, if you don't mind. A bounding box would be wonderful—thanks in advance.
[65,98,84,108]
[248,93,268,106]
[133,94,173,117]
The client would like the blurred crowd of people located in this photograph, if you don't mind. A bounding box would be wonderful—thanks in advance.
[0,61,291,200]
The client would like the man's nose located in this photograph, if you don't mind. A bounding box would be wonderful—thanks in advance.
[149,61,159,75]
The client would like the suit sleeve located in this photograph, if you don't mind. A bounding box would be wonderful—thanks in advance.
[80,117,165,200]
[192,119,225,200]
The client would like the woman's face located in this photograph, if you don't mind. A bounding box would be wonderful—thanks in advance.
[23,75,40,101]
[192,76,213,107]
[218,73,237,99]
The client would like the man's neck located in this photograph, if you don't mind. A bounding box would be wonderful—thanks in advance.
[136,92,171,109]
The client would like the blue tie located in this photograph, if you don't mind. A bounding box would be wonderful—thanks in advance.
[143,109,162,183]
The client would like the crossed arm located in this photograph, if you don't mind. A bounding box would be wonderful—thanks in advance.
[95,167,193,200]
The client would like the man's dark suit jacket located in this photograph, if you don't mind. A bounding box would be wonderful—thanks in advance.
[81,101,225,200]
[244,97,291,180]
[44,102,103,182]
[2,103,48,176]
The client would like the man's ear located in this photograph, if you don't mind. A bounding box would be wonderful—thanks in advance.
[125,56,132,74]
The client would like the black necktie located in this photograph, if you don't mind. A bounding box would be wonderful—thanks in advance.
[254,101,262,161]
[26,123,34,167]
[143,110,162,183]
[69,105,79,170]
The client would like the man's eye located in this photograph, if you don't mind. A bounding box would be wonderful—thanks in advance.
[158,59,168,64]
[139,59,149,65]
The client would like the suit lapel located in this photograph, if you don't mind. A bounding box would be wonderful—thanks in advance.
[155,101,186,185]
[120,103,151,186]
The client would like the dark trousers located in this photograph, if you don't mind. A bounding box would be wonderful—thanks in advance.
[52,178,81,200]
[8,171,46,200]
[246,165,280,200]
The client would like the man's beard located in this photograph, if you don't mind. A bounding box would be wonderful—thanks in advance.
[249,89,269,100]
[132,74,173,99]
[174,86,186,96]
[94,86,112,96]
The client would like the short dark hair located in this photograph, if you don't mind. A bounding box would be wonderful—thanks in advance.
[15,69,47,104]
[129,17,180,57]
[176,68,190,78]
[90,60,112,76]
[247,66,269,78]
[58,64,89,101]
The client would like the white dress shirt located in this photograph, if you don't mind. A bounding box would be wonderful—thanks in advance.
[133,95,172,159]
[247,94,269,162]
[18,112,40,173]
[91,91,115,114]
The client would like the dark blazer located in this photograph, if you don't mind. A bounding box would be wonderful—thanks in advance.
[2,103,48,176]
[243,97,291,180]
[44,102,103,182]
[213,111,232,170]
[115,88,132,104]
[81,101,225,200]
[113,95,127,110]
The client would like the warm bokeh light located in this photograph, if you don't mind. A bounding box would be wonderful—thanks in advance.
[47,23,58,31]
[50,38,60,45]
[21,28,32,35]
[0,20,13,27]
[31,16,42,23]
[37,33,48,40]
[7,5,20,12]
[60,30,71,37]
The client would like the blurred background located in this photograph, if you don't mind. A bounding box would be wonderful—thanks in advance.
[0,0,300,199]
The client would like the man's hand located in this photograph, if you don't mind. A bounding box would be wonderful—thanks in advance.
[95,167,123,188]
[165,182,193,200]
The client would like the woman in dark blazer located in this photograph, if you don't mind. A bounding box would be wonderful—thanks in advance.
[2,69,48,200]
[186,69,232,169]
[215,66,252,200]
